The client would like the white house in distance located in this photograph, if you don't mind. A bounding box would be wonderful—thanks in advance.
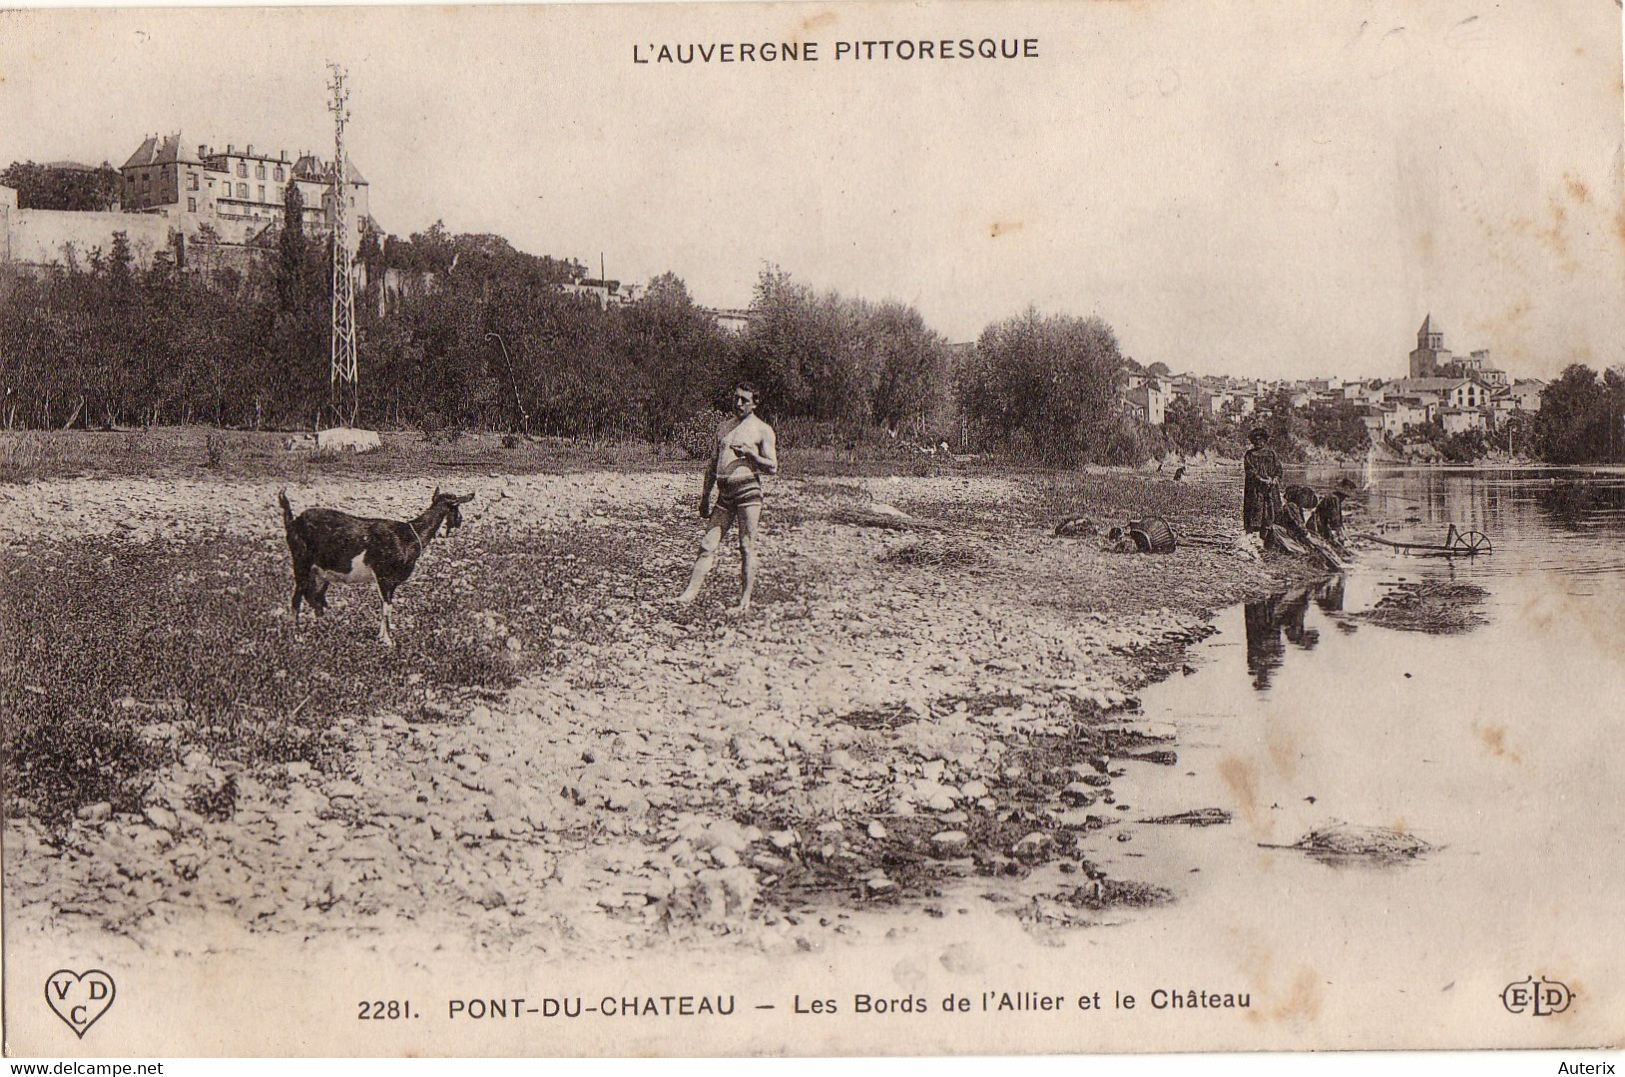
[1118,370,1170,426]
[1439,407,1488,435]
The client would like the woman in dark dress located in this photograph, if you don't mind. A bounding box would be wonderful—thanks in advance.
[1242,427,1283,536]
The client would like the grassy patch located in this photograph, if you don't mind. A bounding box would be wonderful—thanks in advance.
[0,525,660,824]
[878,539,989,571]
[1022,471,1241,534]
[0,432,59,484]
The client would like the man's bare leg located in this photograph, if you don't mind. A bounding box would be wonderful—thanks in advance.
[734,503,761,613]
[676,507,733,605]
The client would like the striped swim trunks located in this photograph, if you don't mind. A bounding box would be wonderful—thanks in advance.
[716,473,763,512]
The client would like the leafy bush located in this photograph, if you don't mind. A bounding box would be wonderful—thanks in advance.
[673,408,730,460]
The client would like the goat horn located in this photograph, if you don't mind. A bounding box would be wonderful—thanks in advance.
[458,493,475,504]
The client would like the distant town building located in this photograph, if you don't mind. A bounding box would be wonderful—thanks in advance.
[700,306,754,333]
[1409,313,1451,378]
[1506,379,1544,412]
[560,277,642,309]
[1407,313,1507,385]
[1120,384,1167,426]
[1117,370,1169,426]
[1455,349,1509,388]
[1439,407,1487,435]
[1387,376,1492,411]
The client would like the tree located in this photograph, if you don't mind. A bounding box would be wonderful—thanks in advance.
[0,161,122,211]
[1502,409,1535,457]
[1299,401,1371,455]
[107,232,133,293]
[1536,364,1611,464]
[276,183,311,310]
[618,271,732,440]
[1163,394,1205,452]
[959,307,1123,464]
[1257,387,1297,449]
[866,302,951,435]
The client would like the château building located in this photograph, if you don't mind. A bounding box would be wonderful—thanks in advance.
[119,132,370,250]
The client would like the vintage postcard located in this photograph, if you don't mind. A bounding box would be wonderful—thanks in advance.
[2,0,1622,1059]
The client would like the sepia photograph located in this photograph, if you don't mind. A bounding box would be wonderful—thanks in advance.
[2,0,1622,1061]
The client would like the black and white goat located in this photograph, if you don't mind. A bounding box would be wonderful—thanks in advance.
[278,487,473,646]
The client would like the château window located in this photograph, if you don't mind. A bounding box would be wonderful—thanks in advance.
[256,164,265,180]
[258,185,266,201]
[237,163,247,178]
[188,174,198,191]
[274,166,284,181]
[237,182,247,198]
[187,197,196,212]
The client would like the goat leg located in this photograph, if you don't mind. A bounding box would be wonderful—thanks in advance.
[377,580,397,647]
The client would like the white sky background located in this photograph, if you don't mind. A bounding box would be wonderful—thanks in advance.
[0,0,1621,382]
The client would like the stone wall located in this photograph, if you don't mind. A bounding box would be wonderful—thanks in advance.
[0,187,179,269]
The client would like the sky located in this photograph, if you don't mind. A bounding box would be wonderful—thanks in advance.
[1,0,1622,382]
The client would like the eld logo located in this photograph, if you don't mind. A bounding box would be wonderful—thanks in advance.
[44,969,116,1038]
[1502,975,1573,1017]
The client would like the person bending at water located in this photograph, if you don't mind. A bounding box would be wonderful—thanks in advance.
[1243,427,1283,540]
[676,382,778,613]
[1311,489,1349,544]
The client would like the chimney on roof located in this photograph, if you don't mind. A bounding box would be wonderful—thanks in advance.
[246,144,254,155]
[226,143,234,155]
[197,145,206,158]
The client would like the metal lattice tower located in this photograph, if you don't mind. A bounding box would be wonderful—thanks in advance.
[327,63,359,427]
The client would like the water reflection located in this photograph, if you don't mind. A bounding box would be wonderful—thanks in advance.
[1298,465,1625,580]
[1537,479,1625,531]
[1243,578,1345,691]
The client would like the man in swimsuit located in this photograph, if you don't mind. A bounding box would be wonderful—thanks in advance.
[675,382,778,612]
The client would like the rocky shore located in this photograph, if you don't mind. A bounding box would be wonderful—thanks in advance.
[2,459,1320,955]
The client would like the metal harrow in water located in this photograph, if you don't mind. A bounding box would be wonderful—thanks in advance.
[1363,523,1493,558]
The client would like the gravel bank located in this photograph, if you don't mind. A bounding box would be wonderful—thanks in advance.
[3,464,1317,954]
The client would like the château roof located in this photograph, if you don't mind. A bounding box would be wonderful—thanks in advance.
[1418,313,1440,338]
[122,133,186,169]
[292,154,368,186]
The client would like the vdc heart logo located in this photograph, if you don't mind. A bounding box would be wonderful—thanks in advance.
[44,969,116,1038]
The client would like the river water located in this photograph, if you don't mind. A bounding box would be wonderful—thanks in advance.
[1072,465,1625,1047]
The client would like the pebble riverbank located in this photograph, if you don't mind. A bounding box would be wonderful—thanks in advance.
[3,465,1318,955]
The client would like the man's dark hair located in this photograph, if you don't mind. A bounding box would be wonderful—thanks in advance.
[735,381,758,399]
